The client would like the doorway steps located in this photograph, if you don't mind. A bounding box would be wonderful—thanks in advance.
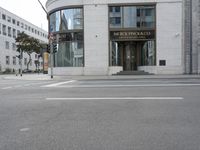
[113,70,153,75]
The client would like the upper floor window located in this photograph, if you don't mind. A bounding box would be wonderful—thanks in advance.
[12,19,16,24]
[8,26,11,37]
[13,57,16,65]
[17,21,20,26]
[3,24,6,35]
[6,56,10,65]
[13,28,16,38]
[7,16,11,22]
[5,41,9,49]
[49,8,83,32]
[21,23,24,28]
[109,6,155,29]
[2,14,6,20]
[12,43,16,50]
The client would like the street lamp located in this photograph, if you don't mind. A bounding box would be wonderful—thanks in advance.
[37,0,54,78]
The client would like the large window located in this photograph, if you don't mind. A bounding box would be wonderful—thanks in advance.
[49,8,84,67]
[50,8,83,32]
[109,6,155,29]
[109,5,156,68]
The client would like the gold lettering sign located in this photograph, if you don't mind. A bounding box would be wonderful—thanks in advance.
[110,30,155,40]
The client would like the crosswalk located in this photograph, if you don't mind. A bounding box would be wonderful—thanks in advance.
[0,80,55,90]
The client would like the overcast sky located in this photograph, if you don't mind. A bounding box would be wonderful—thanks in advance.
[0,0,48,31]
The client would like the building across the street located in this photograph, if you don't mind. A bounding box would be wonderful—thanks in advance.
[0,6,48,73]
[46,0,184,75]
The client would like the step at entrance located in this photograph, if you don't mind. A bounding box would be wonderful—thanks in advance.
[113,71,153,75]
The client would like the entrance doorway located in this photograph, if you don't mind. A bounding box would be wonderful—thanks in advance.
[120,42,137,71]
[110,40,156,71]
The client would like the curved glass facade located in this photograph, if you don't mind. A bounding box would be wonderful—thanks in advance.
[49,8,84,67]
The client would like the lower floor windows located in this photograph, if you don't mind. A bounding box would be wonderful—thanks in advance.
[109,40,156,70]
[54,41,84,67]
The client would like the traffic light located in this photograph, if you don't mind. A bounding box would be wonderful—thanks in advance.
[53,43,57,53]
[46,44,50,53]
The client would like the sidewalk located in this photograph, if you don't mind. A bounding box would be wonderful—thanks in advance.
[1,73,200,81]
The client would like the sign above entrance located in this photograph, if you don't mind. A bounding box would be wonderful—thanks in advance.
[110,30,155,41]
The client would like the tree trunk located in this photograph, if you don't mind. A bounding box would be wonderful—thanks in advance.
[27,54,31,70]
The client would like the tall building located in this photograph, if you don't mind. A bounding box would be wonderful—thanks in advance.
[0,6,48,72]
[184,0,200,74]
[46,0,183,75]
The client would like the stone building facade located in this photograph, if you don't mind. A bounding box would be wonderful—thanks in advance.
[184,0,200,74]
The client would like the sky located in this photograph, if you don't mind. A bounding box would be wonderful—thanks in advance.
[0,0,48,31]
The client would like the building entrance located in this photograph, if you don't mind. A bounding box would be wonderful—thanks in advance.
[110,40,156,70]
[115,41,144,71]
[119,42,137,70]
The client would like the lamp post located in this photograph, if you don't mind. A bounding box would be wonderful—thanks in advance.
[20,48,23,76]
[37,0,54,78]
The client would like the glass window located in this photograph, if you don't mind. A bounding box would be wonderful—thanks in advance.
[21,23,24,28]
[13,29,16,38]
[49,11,60,32]
[17,30,20,37]
[5,41,9,49]
[55,41,84,67]
[49,8,84,67]
[0,23,1,34]
[50,8,83,32]
[123,6,138,28]
[8,26,11,37]
[141,41,156,66]
[17,21,20,26]
[12,43,16,50]
[141,7,155,28]
[7,16,11,22]
[2,14,6,20]
[12,19,16,24]
[3,24,6,35]
[109,6,122,28]
[109,6,155,29]
[13,57,16,65]
[6,56,10,65]
[60,8,83,31]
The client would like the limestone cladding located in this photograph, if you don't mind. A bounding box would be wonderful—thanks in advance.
[46,0,183,75]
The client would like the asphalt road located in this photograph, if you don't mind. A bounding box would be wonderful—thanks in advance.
[0,77,200,150]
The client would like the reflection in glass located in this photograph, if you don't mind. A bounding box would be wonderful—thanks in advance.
[141,7,155,28]
[109,6,122,28]
[141,41,155,66]
[55,41,83,67]
[123,7,137,28]
[49,11,60,32]
[60,9,83,31]
[109,6,155,29]
[109,41,156,67]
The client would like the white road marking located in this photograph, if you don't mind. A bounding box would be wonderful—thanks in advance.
[20,128,30,132]
[57,83,200,88]
[46,97,184,101]
[42,80,76,87]
[1,86,12,90]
